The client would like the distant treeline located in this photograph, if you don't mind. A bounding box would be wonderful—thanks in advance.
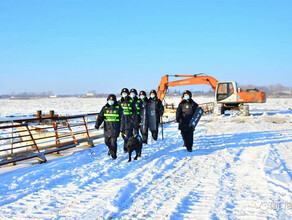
[240,84,292,97]
[0,84,291,99]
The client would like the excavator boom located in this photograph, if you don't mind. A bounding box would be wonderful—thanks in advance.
[157,74,218,100]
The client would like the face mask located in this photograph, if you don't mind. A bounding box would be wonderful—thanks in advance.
[151,95,155,99]
[108,101,114,106]
[140,95,145,99]
[122,94,128,98]
[184,96,190,100]
[130,94,136,98]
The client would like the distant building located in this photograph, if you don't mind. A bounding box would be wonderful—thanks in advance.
[84,93,95,98]
[49,95,57,98]
[9,96,30,100]
[278,91,292,95]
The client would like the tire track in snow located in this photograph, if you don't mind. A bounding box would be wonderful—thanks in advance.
[101,123,228,219]
[211,130,292,219]
[1,121,292,219]
[1,124,183,219]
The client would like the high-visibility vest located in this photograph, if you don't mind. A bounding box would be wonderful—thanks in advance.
[135,99,141,115]
[104,106,120,122]
[120,100,133,116]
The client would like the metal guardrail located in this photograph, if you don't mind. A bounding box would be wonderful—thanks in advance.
[0,113,102,166]
[199,102,215,115]
[164,102,215,115]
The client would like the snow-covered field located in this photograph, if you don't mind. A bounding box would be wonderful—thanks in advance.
[0,97,105,118]
[0,96,291,117]
[0,97,292,219]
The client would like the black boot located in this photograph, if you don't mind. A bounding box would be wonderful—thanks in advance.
[110,151,117,159]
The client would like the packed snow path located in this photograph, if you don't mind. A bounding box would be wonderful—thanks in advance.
[0,114,292,219]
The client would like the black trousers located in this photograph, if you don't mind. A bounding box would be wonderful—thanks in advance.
[151,130,158,141]
[150,123,159,141]
[140,126,149,144]
[122,128,133,149]
[105,137,118,154]
[181,129,194,150]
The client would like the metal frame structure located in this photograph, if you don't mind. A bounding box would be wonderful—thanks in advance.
[164,102,215,115]
[0,113,102,166]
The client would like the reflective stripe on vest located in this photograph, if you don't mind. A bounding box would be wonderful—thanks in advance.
[135,100,141,114]
[105,118,120,122]
[104,109,120,122]
[104,113,119,117]
[121,103,133,115]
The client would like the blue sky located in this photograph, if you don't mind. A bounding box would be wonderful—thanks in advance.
[0,0,291,94]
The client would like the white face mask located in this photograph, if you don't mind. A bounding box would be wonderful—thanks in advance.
[150,95,155,99]
[122,94,128,98]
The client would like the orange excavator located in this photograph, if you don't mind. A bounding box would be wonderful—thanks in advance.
[157,74,266,115]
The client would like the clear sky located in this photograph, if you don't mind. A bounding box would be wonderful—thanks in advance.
[0,0,291,94]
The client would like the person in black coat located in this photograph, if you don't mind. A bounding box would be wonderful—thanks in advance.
[95,94,124,159]
[129,88,143,136]
[148,89,164,141]
[176,90,199,152]
[118,88,137,152]
[139,90,149,144]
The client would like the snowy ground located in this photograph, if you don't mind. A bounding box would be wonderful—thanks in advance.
[0,97,291,219]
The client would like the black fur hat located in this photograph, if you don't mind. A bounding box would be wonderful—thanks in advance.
[121,88,129,95]
[130,88,138,95]
[107,94,117,101]
[183,90,192,98]
[139,90,146,96]
[149,89,157,95]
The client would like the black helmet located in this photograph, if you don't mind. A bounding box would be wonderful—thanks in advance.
[139,90,146,96]
[107,94,117,101]
[183,90,192,98]
[130,88,138,95]
[149,89,157,95]
[120,88,129,95]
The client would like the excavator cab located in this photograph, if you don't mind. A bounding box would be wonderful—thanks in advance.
[216,81,237,103]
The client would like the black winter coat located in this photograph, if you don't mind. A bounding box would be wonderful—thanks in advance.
[176,99,198,131]
[95,102,124,138]
[148,97,164,124]
[140,98,149,130]
[118,97,137,131]
[131,97,143,129]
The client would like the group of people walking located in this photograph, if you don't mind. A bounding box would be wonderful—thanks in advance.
[95,88,199,159]
[95,88,164,159]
